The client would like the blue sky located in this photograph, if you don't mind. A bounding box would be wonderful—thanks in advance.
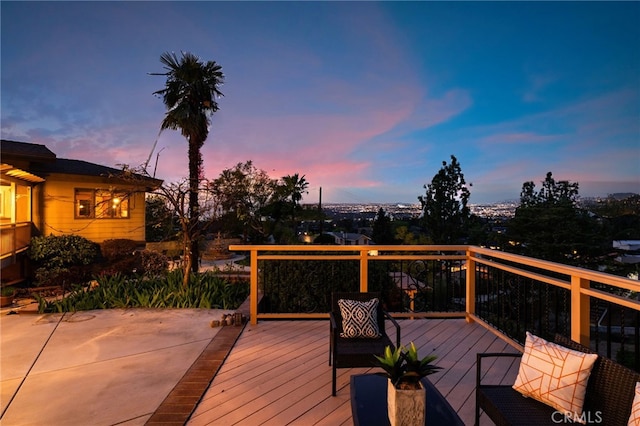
[2,1,638,204]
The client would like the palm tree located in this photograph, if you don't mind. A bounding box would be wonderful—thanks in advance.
[152,51,224,285]
[281,174,309,227]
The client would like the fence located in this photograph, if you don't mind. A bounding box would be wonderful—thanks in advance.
[230,244,640,370]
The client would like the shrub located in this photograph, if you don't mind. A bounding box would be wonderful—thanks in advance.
[35,265,92,288]
[29,234,99,268]
[101,239,139,262]
[139,250,169,276]
[1,286,16,297]
[100,239,152,277]
[29,235,99,287]
[97,258,139,277]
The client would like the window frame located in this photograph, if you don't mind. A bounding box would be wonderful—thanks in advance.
[74,188,130,219]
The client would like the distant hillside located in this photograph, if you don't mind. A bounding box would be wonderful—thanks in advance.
[608,192,638,200]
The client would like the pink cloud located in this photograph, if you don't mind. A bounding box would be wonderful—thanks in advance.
[147,76,472,197]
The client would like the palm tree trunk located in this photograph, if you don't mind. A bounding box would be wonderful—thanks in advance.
[188,137,201,275]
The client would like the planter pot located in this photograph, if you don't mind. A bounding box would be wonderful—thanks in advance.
[0,294,15,308]
[387,379,426,426]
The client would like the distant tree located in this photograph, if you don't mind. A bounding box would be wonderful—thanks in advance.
[279,173,309,226]
[314,233,337,244]
[520,172,579,208]
[152,51,224,284]
[595,194,640,217]
[372,208,395,244]
[588,194,640,240]
[418,155,471,244]
[506,172,602,265]
[395,226,417,245]
[466,214,491,246]
[209,161,276,242]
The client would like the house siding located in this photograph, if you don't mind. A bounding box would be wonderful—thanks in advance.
[41,179,147,243]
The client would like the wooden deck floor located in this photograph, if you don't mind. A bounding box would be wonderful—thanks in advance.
[188,318,522,426]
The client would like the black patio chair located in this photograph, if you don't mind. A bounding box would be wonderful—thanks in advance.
[329,291,401,396]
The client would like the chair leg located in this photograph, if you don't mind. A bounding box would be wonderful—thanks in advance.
[329,322,332,366]
[332,364,337,396]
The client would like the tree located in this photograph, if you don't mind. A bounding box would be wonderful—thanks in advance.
[152,51,224,283]
[372,208,395,244]
[587,194,640,239]
[145,195,177,242]
[519,172,579,208]
[209,161,276,242]
[279,173,309,226]
[418,155,471,244]
[507,172,602,265]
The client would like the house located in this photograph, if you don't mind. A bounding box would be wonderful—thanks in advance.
[1,140,162,283]
[324,232,371,245]
[613,240,640,265]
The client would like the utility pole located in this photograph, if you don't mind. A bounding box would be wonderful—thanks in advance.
[318,187,323,235]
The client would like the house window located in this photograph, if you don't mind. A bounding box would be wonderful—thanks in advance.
[75,189,129,219]
[75,189,93,218]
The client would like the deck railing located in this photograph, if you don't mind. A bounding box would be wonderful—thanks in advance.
[229,244,640,370]
[0,222,31,267]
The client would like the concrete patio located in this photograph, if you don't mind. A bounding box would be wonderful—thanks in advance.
[0,308,235,425]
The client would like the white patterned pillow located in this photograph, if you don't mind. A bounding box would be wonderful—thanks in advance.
[338,298,381,339]
[513,332,598,424]
[628,382,640,426]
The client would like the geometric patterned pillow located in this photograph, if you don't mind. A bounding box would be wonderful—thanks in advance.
[513,332,598,424]
[629,382,640,426]
[338,298,381,339]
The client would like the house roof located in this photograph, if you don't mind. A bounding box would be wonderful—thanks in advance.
[32,158,163,189]
[35,158,129,177]
[1,140,54,182]
[613,240,640,251]
[1,139,162,189]
[1,139,56,162]
[326,232,371,241]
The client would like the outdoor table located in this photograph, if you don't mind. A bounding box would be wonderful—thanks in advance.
[350,373,464,426]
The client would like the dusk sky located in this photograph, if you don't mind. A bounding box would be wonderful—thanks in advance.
[2,1,638,204]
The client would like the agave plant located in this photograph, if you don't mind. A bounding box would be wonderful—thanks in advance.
[374,342,442,388]
[374,346,405,386]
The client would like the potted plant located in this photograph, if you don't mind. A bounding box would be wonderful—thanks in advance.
[1,286,17,308]
[374,342,442,426]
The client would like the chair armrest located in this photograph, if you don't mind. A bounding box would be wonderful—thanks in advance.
[382,310,401,349]
[476,352,522,388]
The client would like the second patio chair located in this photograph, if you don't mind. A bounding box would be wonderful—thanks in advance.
[329,291,401,396]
